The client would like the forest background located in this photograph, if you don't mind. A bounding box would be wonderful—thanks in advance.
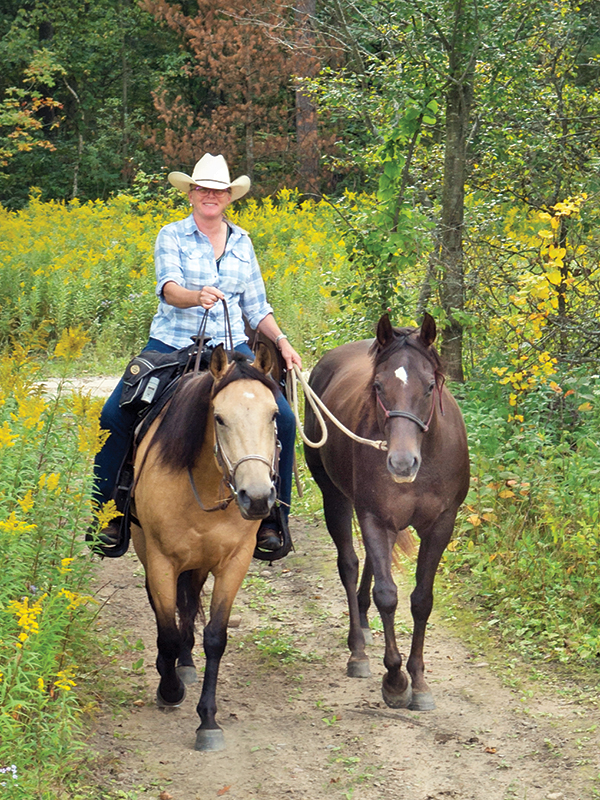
[1,1,600,797]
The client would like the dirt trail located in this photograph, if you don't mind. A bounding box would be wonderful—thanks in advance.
[90,518,600,800]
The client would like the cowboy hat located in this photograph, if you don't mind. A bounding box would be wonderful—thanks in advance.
[168,153,251,201]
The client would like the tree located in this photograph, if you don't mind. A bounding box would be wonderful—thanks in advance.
[142,0,298,189]
[0,0,176,207]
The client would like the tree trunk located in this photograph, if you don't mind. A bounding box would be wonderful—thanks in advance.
[438,76,472,382]
[294,0,319,193]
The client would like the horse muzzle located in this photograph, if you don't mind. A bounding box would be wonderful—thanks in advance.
[236,483,277,520]
[387,451,421,483]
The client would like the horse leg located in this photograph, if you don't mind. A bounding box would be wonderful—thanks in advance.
[314,471,370,678]
[406,510,458,711]
[195,557,251,752]
[357,555,374,645]
[145,557,186,708]
[175,569,205,686]
[359,511,412,709]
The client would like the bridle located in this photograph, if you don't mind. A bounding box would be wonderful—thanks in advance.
[188,416,280,513]
[375,374,445,434]
[214,421,280,498]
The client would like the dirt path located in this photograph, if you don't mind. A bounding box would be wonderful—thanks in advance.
[90,518,600,800]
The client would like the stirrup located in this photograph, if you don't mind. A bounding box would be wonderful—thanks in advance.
[253,504,293,562]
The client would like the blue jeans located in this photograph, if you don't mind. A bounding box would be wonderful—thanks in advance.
[92,339,295,519]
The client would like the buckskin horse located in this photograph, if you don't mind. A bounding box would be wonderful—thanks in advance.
[130,344,280,751]
[304,313,469,711]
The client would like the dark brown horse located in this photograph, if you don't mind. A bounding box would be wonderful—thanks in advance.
[304,313,469,711]
[130,345,279,751]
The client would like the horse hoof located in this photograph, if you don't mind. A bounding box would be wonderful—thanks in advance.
[195,727,226,752]
[347,658,371,678]
[381,675,412,709]
[409,691,436,711]
[176,665,198,685]
[361,627,374,646]
[156,683,186,709]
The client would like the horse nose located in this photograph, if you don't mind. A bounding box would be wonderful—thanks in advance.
[387,451,421,483]
[237,483,276,520]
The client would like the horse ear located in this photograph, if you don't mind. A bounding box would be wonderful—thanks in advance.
[376,313,395,347]
[252,341,273,375]
[209,344,229,381]
[418,312,437,348]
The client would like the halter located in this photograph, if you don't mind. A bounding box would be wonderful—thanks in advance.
[188,389,281,513]
[375,375,445,434]
[213,421,281,500]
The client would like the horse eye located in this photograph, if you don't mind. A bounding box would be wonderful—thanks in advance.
[373,380,383,393]
[215,414,225,426]
[427,381,435,395]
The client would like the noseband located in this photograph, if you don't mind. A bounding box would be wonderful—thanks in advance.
[375,376,444,434]
[213,421,281,499]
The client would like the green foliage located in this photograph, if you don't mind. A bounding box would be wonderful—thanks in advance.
[0,332,115,797]
[444,359,600,663]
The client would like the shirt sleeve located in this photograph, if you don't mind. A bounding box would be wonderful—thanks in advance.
[154,224,185,298]
[239,240,273,329]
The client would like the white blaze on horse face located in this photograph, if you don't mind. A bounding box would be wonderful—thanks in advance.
[395,366,408,385]
[243,391,256,399]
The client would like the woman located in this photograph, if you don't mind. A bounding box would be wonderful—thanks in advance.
[93,153,301,555]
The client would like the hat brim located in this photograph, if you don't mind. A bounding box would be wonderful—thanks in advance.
[168,171,251,201]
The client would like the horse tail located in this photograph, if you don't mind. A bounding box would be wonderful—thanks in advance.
[392,527,415,568]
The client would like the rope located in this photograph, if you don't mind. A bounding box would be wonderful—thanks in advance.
[287,364,388,452]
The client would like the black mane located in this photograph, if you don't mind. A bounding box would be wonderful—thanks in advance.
[151,353,278,472]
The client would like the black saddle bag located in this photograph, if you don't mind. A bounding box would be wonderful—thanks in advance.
[119,349,189,412]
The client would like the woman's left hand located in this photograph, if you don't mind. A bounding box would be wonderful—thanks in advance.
[279,339,302,371]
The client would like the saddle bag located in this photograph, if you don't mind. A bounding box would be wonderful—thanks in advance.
[119,350,186,413]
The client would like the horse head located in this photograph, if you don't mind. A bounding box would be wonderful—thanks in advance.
[209,344,279,520]
[372,312,442,483]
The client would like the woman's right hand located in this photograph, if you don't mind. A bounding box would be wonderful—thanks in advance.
[197,285,225,309]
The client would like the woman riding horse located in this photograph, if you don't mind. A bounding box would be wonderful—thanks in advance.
[93,153,302,554]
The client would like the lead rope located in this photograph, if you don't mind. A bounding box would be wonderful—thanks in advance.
[287,364,388,451]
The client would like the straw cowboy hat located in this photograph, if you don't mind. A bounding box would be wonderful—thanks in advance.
[168,153,251,201]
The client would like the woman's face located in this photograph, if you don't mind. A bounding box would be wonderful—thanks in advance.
[188,186,232,221]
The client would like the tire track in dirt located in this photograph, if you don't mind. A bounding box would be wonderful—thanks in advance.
[90,518,600,800]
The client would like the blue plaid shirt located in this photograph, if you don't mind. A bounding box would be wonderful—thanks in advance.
[149,214,273,349]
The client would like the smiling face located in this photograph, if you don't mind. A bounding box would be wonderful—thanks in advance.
[188,186,232,222]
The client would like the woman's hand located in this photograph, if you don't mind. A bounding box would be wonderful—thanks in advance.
[162,281,224,310]
[197,285,225,309]
[278,339,302,371]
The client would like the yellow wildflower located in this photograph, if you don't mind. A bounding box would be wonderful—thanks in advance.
[0,512,37,535]
[18,489,34,513]
[59,557,74,573]
[46,472,61,493]
[95,499,122,530]
[8,594,47,648]
[0,421,18,447]
[55,667,77,691]
[11,395,46,430]
[54,326,89,360]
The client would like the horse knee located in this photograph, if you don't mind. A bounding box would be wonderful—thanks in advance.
[373,584,397,616]
[204,622,227,660]
[410,587,433,622]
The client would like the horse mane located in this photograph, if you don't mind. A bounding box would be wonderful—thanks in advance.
[368,325,444,376]
[151,352,278,473]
